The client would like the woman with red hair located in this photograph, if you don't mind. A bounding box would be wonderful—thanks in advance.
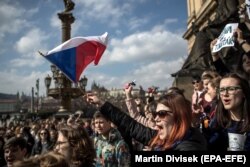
[87,92,207,151]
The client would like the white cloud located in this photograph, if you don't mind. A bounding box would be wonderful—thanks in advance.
[163,18,178,25]
[127,17,149,30]
[85,59,183,91]
[76,0,132,27]
[0,1,37,39]
[0,1,40,57]
[9,28,50,67]
[106,30,186,63]
[0,2,25,36]
[0,70,50,95]
[15,28,49,56]
[10,56,45,68]
[50,11,61,29]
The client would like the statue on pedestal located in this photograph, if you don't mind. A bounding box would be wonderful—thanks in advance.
[63,0,75,12]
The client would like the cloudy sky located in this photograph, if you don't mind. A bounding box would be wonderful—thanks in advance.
[0,0,188,96]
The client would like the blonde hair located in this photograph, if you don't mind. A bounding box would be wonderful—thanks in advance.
[201,70,219,80]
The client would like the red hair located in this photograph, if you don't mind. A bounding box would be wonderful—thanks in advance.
[149,93,192,150]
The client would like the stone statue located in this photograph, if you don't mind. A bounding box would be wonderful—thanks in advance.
[173,0,241,77]
[63,0,75,12]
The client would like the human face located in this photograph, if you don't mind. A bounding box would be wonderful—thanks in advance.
[154,103,174,140]
[40,130,48,141]
[0,129,5,137]
[219,78,244,112]
[202,79,210,91]
[192,80,203,91]
[50,130,57,141]
[242,54,250,74]
[94,117,111,136]
[54,132,71,161]
[207,83,217,99]
[238,3,250,23]
[4,146,26,167]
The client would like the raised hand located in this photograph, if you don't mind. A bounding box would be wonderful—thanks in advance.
[124,83,133,100]
[210,38,219,61]
[86,93,104,107]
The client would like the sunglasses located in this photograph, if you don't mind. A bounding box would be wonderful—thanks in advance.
[40,132,47,135]
[192,80,201,84]
[153,110,173,118]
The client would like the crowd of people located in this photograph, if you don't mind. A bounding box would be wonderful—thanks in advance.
[1,1,250,167]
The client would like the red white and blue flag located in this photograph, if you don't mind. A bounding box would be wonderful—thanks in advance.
[42,32,108,82]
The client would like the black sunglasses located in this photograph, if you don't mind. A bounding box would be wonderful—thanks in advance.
[40,132,47,135]
[153,110,173,118]
[192,80,201,84]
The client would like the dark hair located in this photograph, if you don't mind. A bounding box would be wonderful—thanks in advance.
[216,73,250,132]
[208,76,221,89]
[59,125,95,166]
[0,136,5,149]
[93,111,109,121]
[166,87,184,96]
[13,152,69,167]
[192,75,201,82]
[236,52,250,77]
[146,96,155,104]
[4,137,27,150]
[39,152,70,167]
[38,128,50,142]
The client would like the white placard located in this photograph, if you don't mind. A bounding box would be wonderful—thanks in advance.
[212,23,238,53]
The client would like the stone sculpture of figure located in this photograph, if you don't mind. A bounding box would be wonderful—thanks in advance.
[174,0,241,77]
[63,0,75,12]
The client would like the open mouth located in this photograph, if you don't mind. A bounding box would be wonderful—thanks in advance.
[155,125,163,131]
[223,99,231,105]
[6,158,14,164]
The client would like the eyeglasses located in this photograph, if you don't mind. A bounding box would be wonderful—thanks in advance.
[192,80,201,84]
[218,86,242,95]
[54,141,68,149]
[153,110,173,118]
[40,132,47,135]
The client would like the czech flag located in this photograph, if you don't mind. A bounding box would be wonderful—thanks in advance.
[42,32,108,82]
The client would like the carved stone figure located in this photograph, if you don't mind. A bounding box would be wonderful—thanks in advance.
[63,0,75,12]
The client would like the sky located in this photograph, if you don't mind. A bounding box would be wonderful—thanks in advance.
[0,0,188,96]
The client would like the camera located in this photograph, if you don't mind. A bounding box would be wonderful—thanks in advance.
[129,80,136,86]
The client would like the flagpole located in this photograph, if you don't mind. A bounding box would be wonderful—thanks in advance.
[38,51,45,56]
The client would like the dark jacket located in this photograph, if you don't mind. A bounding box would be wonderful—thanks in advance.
[213,58,230,76]
[213,54,250,86]
[206,119,250,151]
[31,140,54,156]
[100,102,207,151]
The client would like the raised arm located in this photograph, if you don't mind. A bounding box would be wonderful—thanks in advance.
[86,93,157,145]
[235,28,250,53]
[210,38,230,75]
[124,84,156,129]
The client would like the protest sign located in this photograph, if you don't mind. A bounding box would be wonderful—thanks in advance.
[212,23,238,53]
